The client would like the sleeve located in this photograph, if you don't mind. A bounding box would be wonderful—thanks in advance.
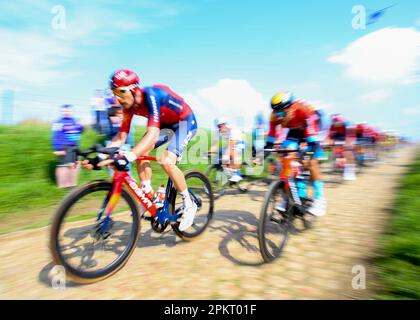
[267,112,279,143]
[229,127,243,141]
[305,109,319,138]
[51,121,64,151]
[119,108,134,134]
[143,88,161,128]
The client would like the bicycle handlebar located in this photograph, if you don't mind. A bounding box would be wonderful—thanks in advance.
[72,145,159,164]
[72,144,120,158]
[264,149,300,154]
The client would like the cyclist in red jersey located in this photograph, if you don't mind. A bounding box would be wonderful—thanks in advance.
[325,114,357,180]
[83,69,198,231]
[264,91,326,217]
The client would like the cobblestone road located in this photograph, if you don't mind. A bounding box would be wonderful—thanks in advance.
[0,147,416,299]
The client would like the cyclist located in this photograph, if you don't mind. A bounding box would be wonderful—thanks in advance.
[326,114,357,180]
[210,117,246,183]
[264,91,326,217]
[82,69,198,231]
[355,122,377,163]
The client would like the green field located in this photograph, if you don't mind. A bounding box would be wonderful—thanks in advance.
[0,122,259,234]
[0,122,203,232]
[375,150,420,299]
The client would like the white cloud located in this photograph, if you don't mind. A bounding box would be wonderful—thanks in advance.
[328,28,420,84]
[0,1,182,87]
[0,29,76,86]
[183,79,268,129]
[403,106,420,116]
[309,100,336,111]
[358,89,392,104]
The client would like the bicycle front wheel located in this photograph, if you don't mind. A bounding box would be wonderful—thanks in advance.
[258,180,291,263]
[205,165,227,199]
[170,170,214,241]
[49,180,141,283]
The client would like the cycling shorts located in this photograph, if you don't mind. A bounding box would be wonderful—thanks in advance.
[154,113,198,160]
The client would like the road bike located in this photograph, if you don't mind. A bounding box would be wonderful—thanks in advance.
[258,147,316,263]
[49,145,214,283]
[205,151,255,199]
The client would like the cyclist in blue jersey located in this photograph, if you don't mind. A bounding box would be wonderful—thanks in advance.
[82,69,198,231]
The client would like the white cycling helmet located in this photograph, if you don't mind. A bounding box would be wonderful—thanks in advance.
[214,116,228,128]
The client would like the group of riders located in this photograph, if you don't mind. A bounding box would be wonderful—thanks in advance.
[83,68,402,230]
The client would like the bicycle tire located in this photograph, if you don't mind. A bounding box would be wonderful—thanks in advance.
[170,170,214,241]
[49,180,141,284]
[258,180,291,263]
[205,165,227,199]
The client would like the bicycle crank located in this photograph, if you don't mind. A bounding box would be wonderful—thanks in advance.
[151,218,169,233]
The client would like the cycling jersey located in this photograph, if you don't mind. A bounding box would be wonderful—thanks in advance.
[120,85,194,133]
[329,121,356,141]
[215,124,246,151]
[267,100,320,143]
[118,84,197,159]
[51,117,84,151]
[356,124,378,143]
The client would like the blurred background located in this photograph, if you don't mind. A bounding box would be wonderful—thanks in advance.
[0,0,419,300]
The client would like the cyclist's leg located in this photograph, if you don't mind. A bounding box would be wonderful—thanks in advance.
[158,114,198,230]
[229,142,245,182]
[275,138,300,212]
[305,136,326,216]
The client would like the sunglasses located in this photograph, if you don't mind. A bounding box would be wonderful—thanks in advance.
[112,84,138,97]
[274,111,287,118]
[112,88,129,97]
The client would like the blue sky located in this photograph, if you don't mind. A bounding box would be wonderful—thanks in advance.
[0,0,419,138]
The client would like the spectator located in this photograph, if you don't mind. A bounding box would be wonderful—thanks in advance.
[51,104,84,188]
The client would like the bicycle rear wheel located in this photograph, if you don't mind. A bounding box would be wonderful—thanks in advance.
[170,170,214,241]
[258,180,291,263]
[49,180,140,283]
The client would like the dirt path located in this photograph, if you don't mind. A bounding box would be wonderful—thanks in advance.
[0,147,417,300]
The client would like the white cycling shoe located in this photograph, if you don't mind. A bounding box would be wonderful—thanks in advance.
[343,165,356,181]
[308,198,327,217]
[275,199,287,212]
[343,171,356,181]
[229,174,243,183]
[178,202,198,231]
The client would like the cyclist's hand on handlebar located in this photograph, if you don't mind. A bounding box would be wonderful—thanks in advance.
[81,153,109,170]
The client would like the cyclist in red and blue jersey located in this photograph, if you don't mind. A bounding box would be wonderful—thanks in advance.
[264,91,326,217]
[326,114,357,180]
[83,69,198,231]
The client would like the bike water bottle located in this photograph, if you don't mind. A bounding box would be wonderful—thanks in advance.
[155,184,166,209]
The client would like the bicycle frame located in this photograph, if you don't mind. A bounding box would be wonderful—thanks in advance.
[278,153,304,207]
[97,156,202,233]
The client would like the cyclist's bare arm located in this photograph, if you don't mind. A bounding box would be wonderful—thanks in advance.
[82,132,128,169]
[131,126,160,157]
[107,131,128,149]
